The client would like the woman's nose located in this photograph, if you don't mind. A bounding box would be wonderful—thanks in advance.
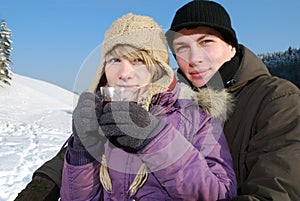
[119,60,134,80]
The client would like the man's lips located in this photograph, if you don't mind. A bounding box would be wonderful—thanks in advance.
[189,70,208,78]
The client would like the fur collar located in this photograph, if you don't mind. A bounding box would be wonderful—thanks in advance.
[178,83,234,121]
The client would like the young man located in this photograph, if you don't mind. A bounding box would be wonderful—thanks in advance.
[15,1,300,200]
[166,1,300,200]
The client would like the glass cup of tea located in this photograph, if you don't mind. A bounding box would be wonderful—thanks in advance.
[99,85,148,107]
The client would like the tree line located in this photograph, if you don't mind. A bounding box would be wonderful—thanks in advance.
[259,47,300,88]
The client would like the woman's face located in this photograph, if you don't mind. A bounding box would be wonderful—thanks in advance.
[104,56,152,88]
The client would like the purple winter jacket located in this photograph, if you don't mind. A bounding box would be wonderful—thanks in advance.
[60,85,237,201]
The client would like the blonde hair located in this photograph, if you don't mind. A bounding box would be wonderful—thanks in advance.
[105,44,166,82]
[100,156,149,196]
[94,45,167,93]
[99,45,168,196]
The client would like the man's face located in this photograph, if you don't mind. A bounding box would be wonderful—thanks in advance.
[172,26,236,87]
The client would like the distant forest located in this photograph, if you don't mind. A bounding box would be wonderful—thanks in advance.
[258,46,300,88]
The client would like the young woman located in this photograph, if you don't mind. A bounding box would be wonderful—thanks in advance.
[60,13,237,201]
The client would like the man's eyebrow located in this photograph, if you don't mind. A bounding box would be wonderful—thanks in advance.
[196,34,207,42]
[173,41,186,46]
[173,34,209,46]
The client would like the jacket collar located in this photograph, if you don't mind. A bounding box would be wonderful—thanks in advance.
[176,44,271,120]
[228,45,270,92]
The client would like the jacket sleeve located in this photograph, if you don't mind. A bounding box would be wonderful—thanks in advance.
[60,139,103,201]
[33,146,66,188]
[138,113,237,201]
[233,80,300,201]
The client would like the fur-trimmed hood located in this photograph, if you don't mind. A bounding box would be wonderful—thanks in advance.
[178,83,234,121]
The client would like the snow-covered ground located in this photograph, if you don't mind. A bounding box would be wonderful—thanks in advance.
[0,74,78,201]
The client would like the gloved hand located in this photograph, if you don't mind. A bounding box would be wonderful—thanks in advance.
[72,92,104,149]
[99,101,166,153]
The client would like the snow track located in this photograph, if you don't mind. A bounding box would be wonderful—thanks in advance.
[0,121,70,201]
[0,74,76,201]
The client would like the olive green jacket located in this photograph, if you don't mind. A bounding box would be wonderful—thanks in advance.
[225,46,300,200]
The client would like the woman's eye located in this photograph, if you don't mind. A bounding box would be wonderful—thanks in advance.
[107,58,120,64]
[132,58,144,65]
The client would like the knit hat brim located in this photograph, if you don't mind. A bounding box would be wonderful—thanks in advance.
[166,23,238,53]
[166,0,238,49]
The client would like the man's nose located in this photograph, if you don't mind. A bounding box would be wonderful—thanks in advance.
[189,46,205,67]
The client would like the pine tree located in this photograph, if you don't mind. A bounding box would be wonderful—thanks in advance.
[0,20,13,86]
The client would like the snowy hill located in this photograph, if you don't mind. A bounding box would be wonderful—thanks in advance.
[0,74,78,201]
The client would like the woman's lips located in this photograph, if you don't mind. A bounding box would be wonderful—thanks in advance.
[117,85,138,88]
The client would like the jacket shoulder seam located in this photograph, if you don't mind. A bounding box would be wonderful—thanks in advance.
[269,91,300,102]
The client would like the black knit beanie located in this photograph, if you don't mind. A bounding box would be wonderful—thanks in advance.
[166,0,238,49]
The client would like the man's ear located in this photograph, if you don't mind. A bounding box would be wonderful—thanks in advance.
[229,45,236,58]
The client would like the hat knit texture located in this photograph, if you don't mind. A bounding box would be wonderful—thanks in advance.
[166,0,238,48]
[102,13,169,66]
[89,13,174,96]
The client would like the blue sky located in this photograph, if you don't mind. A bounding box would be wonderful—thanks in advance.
[1,0,300,92]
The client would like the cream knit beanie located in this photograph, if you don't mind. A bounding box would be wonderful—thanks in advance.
[89,13,174,93]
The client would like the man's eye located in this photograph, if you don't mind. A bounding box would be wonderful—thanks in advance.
[175,45,187,53]
[200,40,213,45]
